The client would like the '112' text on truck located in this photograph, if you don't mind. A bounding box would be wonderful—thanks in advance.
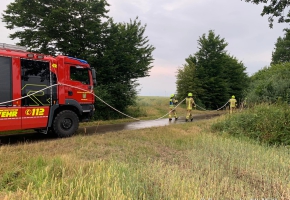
[0,43,96,137]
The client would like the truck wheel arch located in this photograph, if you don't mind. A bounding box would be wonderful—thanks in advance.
[47,99,83,128]
[52,110,79,137]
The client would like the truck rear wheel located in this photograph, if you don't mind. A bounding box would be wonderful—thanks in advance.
[53,110,79,137]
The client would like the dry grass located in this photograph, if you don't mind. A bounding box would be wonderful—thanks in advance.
[0,117,290,199]
[1,97,289,199]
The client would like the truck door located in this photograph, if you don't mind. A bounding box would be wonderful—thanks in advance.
[0,56,21,131]
[20,58,50,129]
[65,65,94,103]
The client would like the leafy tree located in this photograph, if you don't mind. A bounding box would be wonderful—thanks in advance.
[2,0,109,56]
[271,29,290,64]
[176,55,207,108]
[194,30,231,109]
[246,63,290,105]
[2,0,155,120]
[243,0,290,28]
[176,30,248,109]
[93,18,155,119]
[176,55,199,100]
[222,54,248,100]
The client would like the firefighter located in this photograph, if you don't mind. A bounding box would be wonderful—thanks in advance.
[229,95,237,114]
[241,97,247,109]
[169,94,178,121]
[186,92,196,122]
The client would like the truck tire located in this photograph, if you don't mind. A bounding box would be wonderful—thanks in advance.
[53,110,79,137]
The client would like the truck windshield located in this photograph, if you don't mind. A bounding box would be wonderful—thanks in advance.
[70,66,90,85]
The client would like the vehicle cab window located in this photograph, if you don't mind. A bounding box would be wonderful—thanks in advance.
[70,66,90,85]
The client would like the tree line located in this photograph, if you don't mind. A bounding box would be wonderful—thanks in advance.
[176,30,248,110]
[175,27,290,109]
[176,0,290,109]
[2,0,155,120]
[3,0,290,118]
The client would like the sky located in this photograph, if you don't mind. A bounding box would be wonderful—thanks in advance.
[0,0,289,96]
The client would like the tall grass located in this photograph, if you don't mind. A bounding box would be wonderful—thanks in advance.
[1,119,290,199]
[2,158,200,200]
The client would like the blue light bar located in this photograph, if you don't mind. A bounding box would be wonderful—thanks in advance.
[68,56,88,64]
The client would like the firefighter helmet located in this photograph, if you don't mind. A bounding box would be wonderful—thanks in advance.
[170,94,175,98]
[188,93,193,97]
[232,95,235,98]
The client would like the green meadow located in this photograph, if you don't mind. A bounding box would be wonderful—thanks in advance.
[0,97,289,199]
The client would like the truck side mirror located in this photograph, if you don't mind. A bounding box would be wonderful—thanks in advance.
[91,68,97,86]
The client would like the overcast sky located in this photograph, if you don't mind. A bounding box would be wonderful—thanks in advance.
[0,0,288,96]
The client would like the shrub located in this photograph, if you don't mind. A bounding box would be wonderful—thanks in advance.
[211,103,290,145]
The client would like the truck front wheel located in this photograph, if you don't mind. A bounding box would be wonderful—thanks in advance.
[53,110,79,137]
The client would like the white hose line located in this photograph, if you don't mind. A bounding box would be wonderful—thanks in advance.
[0,84,59,105]
[196,101,229,111]
[216,101,229,111]
[0,83,159,121]
[60,83,187,121]
[58,83,141,121]
[196,104,207,111]
[0,82,226,122]
[154,98,186,120]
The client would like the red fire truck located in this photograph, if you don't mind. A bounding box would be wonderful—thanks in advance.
[0,43,96,137]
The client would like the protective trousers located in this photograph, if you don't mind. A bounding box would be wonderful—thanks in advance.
[186,109,193,121]
[169,108,177,119]
[230,106,235,114]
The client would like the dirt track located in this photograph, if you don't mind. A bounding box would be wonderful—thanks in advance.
[0,112,224,146]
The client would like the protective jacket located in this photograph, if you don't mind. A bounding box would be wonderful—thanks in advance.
[169,98,178,108]
[186,97,195,110]
[229,98,237,108]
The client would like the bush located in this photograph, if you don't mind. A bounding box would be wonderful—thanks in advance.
[245,63,290,106]
[211,103,290,145]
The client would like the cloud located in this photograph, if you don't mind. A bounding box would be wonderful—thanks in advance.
[137,73,177,97]
[162,0,203,11]
[130,1,152,13]
[150,65,177,76]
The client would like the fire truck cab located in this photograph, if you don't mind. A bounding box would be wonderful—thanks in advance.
[0,43,96,137]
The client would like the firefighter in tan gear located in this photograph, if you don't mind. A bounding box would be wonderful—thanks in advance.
[186,93,195,122]
[169,94,178,121]
[241,97,247,109]
[229,95,237,114]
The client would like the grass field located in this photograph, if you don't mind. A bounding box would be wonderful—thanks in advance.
[0,97,289,199]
